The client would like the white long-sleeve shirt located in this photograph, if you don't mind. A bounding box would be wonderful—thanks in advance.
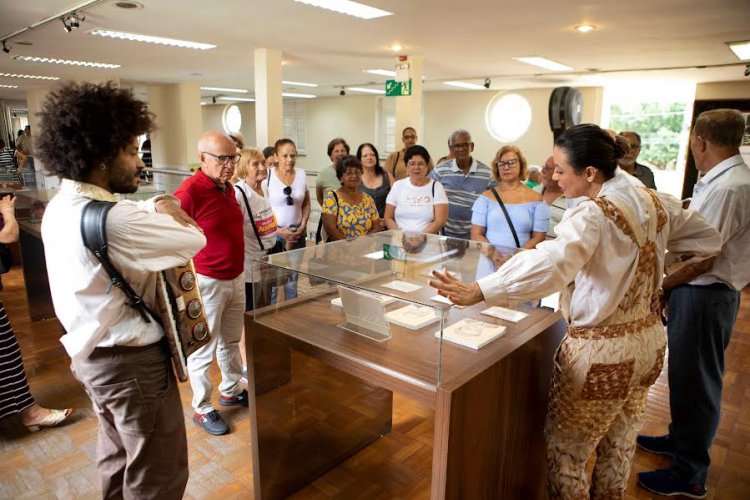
[688,154,750,291]
[42,179,206,360]
[477,173,721,327]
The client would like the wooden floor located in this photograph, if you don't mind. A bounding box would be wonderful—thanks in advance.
[0,265,748,499]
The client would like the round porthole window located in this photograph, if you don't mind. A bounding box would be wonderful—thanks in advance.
[485,93,532,143]
[222,104,242,135]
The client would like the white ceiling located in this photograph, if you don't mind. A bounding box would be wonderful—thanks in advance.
[0,0,749,102]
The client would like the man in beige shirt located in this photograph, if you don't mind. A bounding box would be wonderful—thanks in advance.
[384,127,433,180]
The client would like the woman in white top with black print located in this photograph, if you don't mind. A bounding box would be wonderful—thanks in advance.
[384,145,448,234]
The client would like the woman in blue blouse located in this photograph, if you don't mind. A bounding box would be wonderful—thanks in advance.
[472,145,548,255]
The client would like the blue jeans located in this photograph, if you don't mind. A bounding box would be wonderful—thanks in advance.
[667,284,740,484]
[269,234,306,303]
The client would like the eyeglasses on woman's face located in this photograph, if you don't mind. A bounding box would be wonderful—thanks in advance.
[496,158,518,170]
[283,185,293,205]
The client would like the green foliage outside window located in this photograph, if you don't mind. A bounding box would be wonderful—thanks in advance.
[609,102,687,171]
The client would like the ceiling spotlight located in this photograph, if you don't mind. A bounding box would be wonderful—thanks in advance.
[339,87,346,96]
[484,78,491,89]
[575,24,596,33]
[1,42,9,54]
[61,12,85,33]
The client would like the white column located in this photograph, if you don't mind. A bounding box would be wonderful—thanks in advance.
[254,48,283,148]
[394,55,424,144]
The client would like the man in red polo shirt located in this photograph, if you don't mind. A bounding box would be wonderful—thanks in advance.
[175,131,246,435]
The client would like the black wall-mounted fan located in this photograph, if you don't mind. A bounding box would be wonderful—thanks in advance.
[548,87,583,140]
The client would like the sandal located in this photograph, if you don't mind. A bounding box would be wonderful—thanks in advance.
[25,408,73,432]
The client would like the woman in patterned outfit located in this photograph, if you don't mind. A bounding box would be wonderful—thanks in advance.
[321,155,380,241]
[430,124,721,498]
[0,194,72,431]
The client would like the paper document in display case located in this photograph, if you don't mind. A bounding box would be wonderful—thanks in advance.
[385,304,441,330]
[436,318,507,350]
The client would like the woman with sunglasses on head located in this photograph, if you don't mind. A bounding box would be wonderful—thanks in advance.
[431,124,721,499]
[472,145,548,254]
[384,145,448,234]
[322,155,380,241]
[266,138,310,299]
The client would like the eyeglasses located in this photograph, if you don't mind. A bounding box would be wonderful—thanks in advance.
[403,134,417,140]
[407,161,427,168]
[496,159,518,169]
[283,185,293,206]
[202,151,241,165]
[449,142,472,150]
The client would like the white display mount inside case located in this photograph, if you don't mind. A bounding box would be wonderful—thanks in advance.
[337,286,391,342]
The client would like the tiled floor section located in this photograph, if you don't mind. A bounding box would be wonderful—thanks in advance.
[0,266,748,499]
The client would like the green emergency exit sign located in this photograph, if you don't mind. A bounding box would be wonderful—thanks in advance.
[385,79,412,96]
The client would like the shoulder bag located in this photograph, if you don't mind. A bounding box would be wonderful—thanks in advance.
[489,188,521,248]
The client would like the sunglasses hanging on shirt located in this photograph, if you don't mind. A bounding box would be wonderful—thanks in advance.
[283,185,293,206]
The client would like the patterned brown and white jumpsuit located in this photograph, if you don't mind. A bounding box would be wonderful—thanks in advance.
[545,189,668,499]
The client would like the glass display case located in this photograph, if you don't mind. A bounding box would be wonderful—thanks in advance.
[246,231,566,499]
[13,187,165,321]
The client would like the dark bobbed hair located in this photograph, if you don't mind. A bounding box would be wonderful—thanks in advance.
[355,142,385,177]
[404,145,431,165]
[274,138,296,154]
[262,146,275,159]
[327,137,350,158]
[554,124,629,179]
[36,81,154,181]
[402,126,416,136]
[335,155,363,181]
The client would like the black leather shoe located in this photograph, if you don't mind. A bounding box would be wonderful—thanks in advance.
[193,410,229,435]
[220,389,249,407]
[636,434,674,456]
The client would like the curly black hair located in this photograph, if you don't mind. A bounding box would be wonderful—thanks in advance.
[335,155,363,181]
[36,81,154,181]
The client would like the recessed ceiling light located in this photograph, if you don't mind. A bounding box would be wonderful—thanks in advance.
[15,41,33,46]
[575,24,596,33]
[444,81,486,90]
[13,55,120,69]
[364,69,396,77]
[90,29,216,50]
[201,86,248,93]
[348,87,385,94]
[0,72,59,80]
[293,0,392,20]
[217,97,255,102]
[113,1,143,9]
[282,92,316,99]
[282,80,318,87]
[726,40,750,60]
[0,84,19,88]
[512,56,573,72]
[390,43,402,52]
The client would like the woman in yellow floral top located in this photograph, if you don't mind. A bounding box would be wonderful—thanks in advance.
[321,155,381,241]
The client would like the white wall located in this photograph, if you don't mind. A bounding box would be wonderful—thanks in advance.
[297,87,603,173]
[297,95,378,173]
[201,102,257,147]
[695,81,750,100]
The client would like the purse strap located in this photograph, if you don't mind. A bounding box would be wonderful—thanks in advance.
[234,184,265,252]
[490,188,521,248]
[80,200,161,326]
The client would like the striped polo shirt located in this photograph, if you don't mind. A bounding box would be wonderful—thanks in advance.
[430,157,495,239]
